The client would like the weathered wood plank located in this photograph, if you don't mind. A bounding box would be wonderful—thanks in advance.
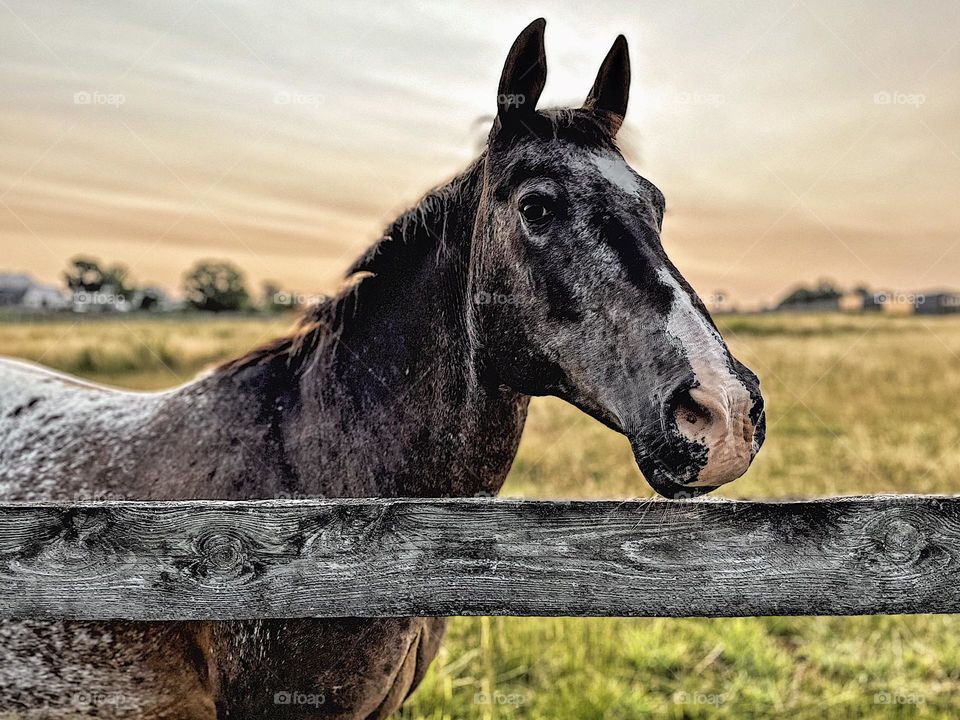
[0,495,957,620]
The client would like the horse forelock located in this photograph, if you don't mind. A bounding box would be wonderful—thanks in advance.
[490,107,618,152]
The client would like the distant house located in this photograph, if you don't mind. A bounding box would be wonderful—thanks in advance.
[0,273,30,306]
[916,291,960,315]
[0,273,68,310]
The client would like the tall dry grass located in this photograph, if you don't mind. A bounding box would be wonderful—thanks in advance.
[3,312,960,717]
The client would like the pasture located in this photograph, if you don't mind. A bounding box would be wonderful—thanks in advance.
[2,313,959,718]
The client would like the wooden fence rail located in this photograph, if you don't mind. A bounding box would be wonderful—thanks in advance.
[0,495,957,620]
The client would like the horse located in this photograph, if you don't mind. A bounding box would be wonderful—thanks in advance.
[0,18,764,719]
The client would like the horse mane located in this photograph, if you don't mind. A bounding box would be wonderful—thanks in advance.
[216,156,485,377]
[214,276,362,377]
[347,154,485,278]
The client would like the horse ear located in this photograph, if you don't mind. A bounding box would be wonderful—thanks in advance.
[496,18,547,122]
[584,35,630,135]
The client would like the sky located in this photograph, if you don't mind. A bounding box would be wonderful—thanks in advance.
[1,0,959,308]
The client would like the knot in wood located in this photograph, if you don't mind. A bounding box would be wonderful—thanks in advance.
[193,532,251,582]
[878,517,922,564]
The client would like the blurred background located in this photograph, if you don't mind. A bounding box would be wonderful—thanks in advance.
[2,1,960,717]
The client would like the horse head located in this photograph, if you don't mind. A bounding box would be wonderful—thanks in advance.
[473,19,765,498]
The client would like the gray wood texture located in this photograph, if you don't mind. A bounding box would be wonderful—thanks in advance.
[0,495,955,620]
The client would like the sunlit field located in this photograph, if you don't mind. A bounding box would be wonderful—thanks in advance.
[2,313,960,718]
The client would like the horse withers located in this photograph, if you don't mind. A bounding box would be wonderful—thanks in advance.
[0,18,763,719]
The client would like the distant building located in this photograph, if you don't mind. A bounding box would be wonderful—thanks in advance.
[0,273,31,305]
[916,291,960,315]
[0,272,68,310]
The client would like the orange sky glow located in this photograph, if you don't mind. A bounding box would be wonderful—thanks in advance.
[1,1,959,308]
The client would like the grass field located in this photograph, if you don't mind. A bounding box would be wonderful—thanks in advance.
[2,313,960,718]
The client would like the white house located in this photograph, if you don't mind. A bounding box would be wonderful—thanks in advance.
[0,273,68,310]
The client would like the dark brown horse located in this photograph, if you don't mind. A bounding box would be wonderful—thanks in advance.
[0,19,764,719]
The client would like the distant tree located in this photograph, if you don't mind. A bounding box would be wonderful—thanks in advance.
[182,260,249,312]
[814,278,842,299]
[63,257,105,293]
[63,256,135,310]
[63,256,135,303]
[100,263,133,296]
[777,279,843,309]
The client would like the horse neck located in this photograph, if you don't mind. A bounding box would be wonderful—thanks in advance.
[289,171,529,498]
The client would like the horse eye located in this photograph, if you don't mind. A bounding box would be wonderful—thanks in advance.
[520,199,553,226]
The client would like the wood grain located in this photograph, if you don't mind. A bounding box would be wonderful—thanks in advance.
[0,495,957,620]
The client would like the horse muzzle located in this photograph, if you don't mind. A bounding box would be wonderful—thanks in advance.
[630,375,765,499]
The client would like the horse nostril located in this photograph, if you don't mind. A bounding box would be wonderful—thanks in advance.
[668,387,713,430]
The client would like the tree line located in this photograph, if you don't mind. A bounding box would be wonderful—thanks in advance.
[63,256,299,313]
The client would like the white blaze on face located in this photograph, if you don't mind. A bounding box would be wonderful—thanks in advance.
[593,152,643,197]
[657,268,754,487]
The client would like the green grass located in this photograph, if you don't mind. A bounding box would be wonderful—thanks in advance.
[2,312,960,718]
